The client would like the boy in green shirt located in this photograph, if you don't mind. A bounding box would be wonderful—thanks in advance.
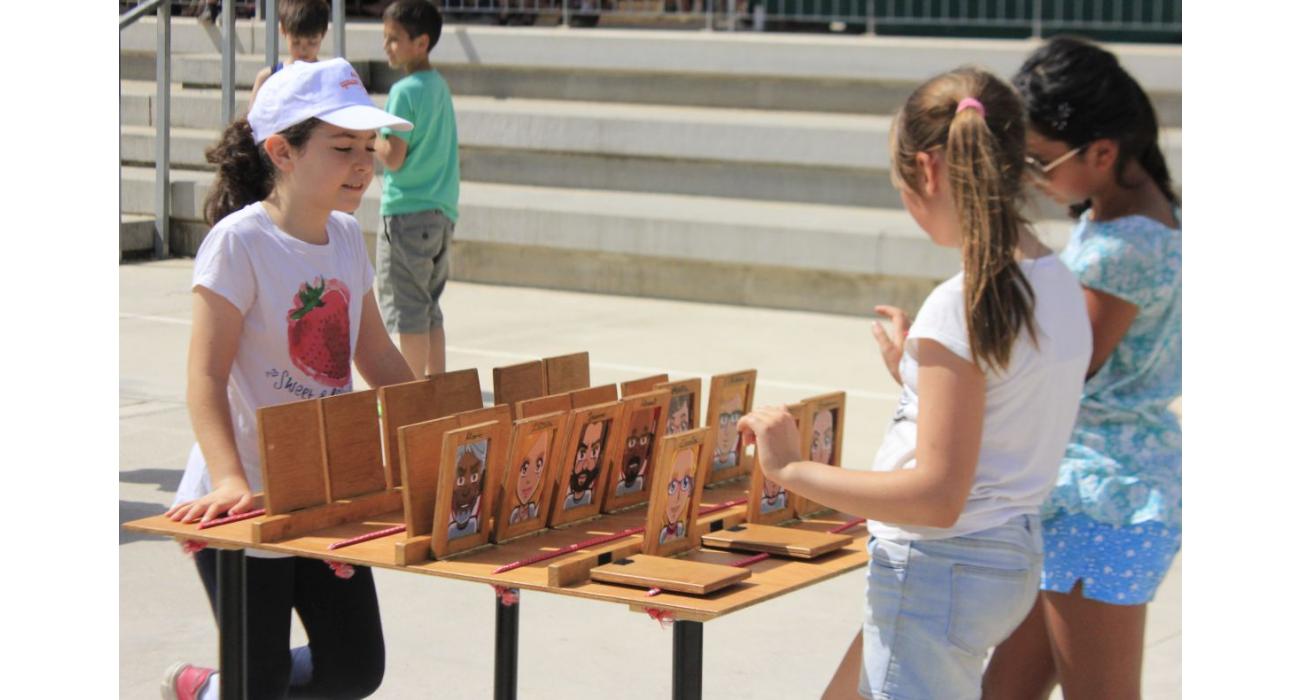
[373,0,460,377]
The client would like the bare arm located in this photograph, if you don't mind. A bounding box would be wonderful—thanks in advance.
[1082,286,1138,379]
[373,133,408,172]
[739,339,985,528]
[249,66,273,107]
[166,287,255,524]
[353,291,417,388]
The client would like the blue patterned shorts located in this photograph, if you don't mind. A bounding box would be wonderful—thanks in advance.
[1041,512,1180,605]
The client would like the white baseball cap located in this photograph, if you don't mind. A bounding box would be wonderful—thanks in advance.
[247,57,412,143]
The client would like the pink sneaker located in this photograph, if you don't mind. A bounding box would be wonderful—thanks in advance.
[160,662,216,700]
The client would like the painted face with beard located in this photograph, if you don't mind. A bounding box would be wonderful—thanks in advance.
[568,420,607,501]
[451,441,486,532]
[811,409,835,464]
[619,408,658,491]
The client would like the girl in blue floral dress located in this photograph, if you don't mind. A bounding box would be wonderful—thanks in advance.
[984,36,1181,700]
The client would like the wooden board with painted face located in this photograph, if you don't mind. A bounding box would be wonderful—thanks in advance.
[703,370,758,486]
[656,378,702,437]
[493,411,569,543]
[794,392,847,518]
[431,420,507,559]
[642,427,710,558]
[547,401,625,527]
[396,415,463,538]
[602,389,671,513]
[746,402,806,525]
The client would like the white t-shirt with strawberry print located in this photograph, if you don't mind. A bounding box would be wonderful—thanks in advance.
[174,202,374,555]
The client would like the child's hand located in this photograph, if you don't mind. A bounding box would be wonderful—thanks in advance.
[165,477,254,526]
[737,406,803,484]
[871,305,911,386]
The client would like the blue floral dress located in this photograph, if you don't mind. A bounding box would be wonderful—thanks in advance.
[1040,208,1182,604]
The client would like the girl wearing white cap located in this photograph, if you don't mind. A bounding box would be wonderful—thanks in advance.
[161,58,417,700]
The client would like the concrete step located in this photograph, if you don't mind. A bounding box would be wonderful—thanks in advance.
[120,19,1181,123]
[119,165,1075,316]
[120,214,156,255]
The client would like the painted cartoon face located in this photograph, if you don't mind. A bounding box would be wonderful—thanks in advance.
[620,408,658,488]
[712,393,744,469]
[762,476,783,502]
[666,395,691,435]
[811,409,835,464]
[569,420,606,496]
[514,431,549,506]
[665,447,696,525]
[452,441,486,527]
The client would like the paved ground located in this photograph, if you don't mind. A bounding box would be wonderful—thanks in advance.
[120,259,1179,698]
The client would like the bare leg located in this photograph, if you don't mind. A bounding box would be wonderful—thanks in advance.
[398,332,430,378]
[1043,580,1146,700]
[983,593,1057,700]
[821,630,863,700]
[427,326,446,376]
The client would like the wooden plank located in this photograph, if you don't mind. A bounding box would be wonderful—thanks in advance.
[492,360,546,418]
[378,378,439,489]
[590,554,751,595]
[656,378,702,436]
[619,374,668,398]
[319,389,387,501]
[547,540,644,587]
[397,415,462,538]
[642,428,710,558]
[455,404,512,430]
[517,392,572,419]
[703,369,758,486]
[432,368,484,416]
[568,383,618,409]
[701,522,854,559]
[543,352,590,394]
[252,490,404,543]
[257,399,328,515]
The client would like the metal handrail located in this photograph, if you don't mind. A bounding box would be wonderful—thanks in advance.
[119,0,164,30]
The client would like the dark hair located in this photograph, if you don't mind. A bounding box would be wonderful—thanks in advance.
[279,0,330,38]
[892,67,1036,372]
[1013,35,1179,217]
[383,0,443,52]
[202,117,321,225]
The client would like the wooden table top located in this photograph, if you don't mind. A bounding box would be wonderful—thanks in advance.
[123,485,869,622]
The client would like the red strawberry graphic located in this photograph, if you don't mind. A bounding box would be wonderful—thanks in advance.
[287,277,351,388]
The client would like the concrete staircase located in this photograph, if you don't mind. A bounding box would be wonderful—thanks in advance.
[119,18,1181,315]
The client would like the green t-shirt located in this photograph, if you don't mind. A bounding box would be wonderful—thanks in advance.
[379,70,460,220]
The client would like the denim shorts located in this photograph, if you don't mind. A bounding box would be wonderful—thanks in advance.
[1041,512,1181,605]
[376,209,454,334]
[860,515,1043,700]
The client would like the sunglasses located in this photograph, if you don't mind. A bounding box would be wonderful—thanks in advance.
[1025,144,1086,178]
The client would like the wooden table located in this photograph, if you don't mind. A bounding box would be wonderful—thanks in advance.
[123,485,869,700]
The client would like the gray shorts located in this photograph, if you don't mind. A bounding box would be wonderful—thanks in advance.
[376,209,454,334]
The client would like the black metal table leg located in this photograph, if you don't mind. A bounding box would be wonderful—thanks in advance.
[217,548,247,700]
[494,591,520,700]
[673,620,704,700]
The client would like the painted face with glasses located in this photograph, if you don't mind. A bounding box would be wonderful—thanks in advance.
[662,447,697,541]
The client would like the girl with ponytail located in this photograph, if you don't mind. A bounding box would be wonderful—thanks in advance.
[161,59,417,700]
[986,37,1182,700]
[738,67,1091,699]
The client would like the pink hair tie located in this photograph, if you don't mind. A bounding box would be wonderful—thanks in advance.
[956,97,986,118]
